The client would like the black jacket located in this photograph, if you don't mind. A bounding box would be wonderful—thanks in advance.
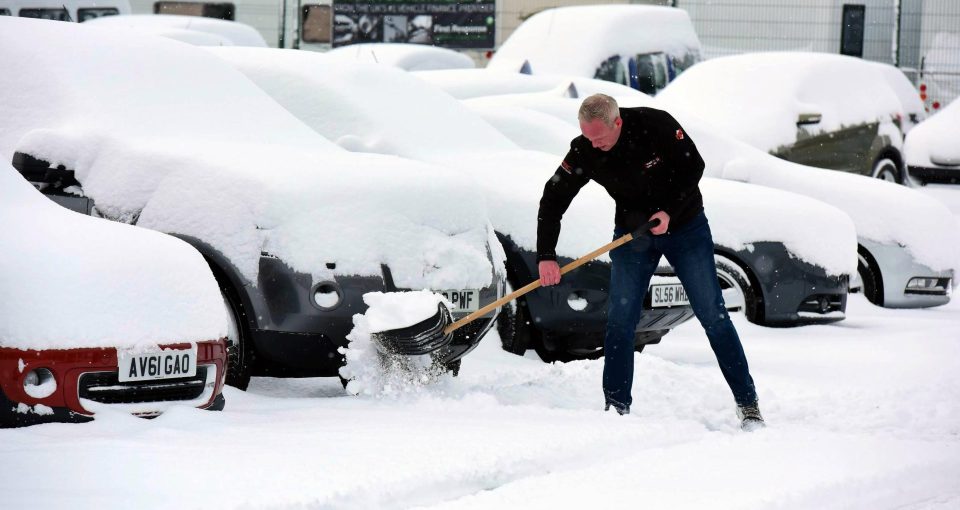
[536,107,706,261]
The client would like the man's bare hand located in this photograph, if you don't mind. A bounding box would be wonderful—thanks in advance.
[538,260,561,286]
[649,211,670,235]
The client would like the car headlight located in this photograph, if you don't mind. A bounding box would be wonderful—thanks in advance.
[23,368,57,399]
[312,281,343,310]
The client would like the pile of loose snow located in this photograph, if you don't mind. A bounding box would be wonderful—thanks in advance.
[0,160,226,349]
[340,291,454,396]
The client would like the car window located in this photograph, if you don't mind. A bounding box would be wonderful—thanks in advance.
[19,8,69,21]
[78,8,120,22]
[0,8,11,16]
[634,52,668,95]
[594,55,629,86]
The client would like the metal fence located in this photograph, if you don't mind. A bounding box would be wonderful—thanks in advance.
[673,0,960,113]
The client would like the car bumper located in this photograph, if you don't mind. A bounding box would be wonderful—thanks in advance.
[907,165,960,184]
[1,341,227,428]
[863,239,953,308]
[732,243,849,326]
[249,254,506,376]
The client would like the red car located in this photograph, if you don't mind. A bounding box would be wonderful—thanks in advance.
[1,159,230,428]
[1,341,227,427]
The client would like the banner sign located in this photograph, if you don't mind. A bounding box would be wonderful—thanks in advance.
[332,0,495,49]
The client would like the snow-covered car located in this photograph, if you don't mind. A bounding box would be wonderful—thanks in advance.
[904,97,960,185]
[458,80,957,310]
[487,5,702,96]
[84,14,267,47]
[1,160,228,427]
[326,43,475,71]
[209,48,858,352]
[658,52,912,183]
[1,17,504,389]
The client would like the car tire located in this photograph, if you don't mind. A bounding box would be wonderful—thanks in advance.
[857,247,884,306]
[496,295,535,356]
[217,276,254,390]
[872,157,901,184]
[714,254,762,324]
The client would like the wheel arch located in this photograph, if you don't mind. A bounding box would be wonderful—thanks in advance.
[713,247,766,324]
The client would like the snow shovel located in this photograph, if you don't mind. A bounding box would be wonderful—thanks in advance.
[372,218,661,353]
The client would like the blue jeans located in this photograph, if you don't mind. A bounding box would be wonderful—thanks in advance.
[604,210,758,409]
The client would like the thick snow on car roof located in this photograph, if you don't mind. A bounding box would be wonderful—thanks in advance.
[84,14,268,47]
[658,52,904,153]
[0,18,494,291]
[469,91,958,272]
[0,160,226,350]
[211,48,858,275]
[326,43,475,71]
[412,68,640,100]
[487,5,701,78]
[904,98,960,167]
[207,47,518,160]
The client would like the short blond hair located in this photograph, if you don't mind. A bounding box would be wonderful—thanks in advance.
[578,94,619,126]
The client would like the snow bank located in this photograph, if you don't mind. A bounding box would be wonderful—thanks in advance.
[0,18,495,290]
[904,97,960,168]
[0,160,226,350]
[326,43,475,71]
[487,5,701,79]
[658,52,904,153]
[84,14,268,47]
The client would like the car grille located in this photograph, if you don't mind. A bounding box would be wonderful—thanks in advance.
[78,366,209,404]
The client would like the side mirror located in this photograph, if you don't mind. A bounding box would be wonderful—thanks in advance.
[796,113,822,126]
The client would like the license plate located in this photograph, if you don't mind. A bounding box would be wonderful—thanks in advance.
[650,283,690,308]
[118,347,198,382]
[439,289,480,313]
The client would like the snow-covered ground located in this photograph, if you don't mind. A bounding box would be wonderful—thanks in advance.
[2,292,959,509]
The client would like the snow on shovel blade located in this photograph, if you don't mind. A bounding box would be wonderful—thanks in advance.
[370,302,453,356]
[360,291,454,356]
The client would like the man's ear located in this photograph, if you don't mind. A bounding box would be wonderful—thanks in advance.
[614,117,623,129]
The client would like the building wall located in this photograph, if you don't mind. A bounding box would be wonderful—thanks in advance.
[677,0,896,63]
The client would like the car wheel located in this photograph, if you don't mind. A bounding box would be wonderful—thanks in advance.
[872,157,901,184]
[218,277,254,390]
[857,247,884,306]
[714,254,762,324]
[496,294,535,356]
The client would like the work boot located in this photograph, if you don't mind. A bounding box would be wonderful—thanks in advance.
[737,401,765,431]
[604,401,630,416]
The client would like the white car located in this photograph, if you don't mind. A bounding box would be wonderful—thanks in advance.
[904,97,960,185]
[209,47,861,356]
[487,5,702,96]
[470,85,957,309]
[0,17,503,388]
[1,159,228,427]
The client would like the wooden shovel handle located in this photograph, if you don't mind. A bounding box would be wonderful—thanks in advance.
[443,219,660,334]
